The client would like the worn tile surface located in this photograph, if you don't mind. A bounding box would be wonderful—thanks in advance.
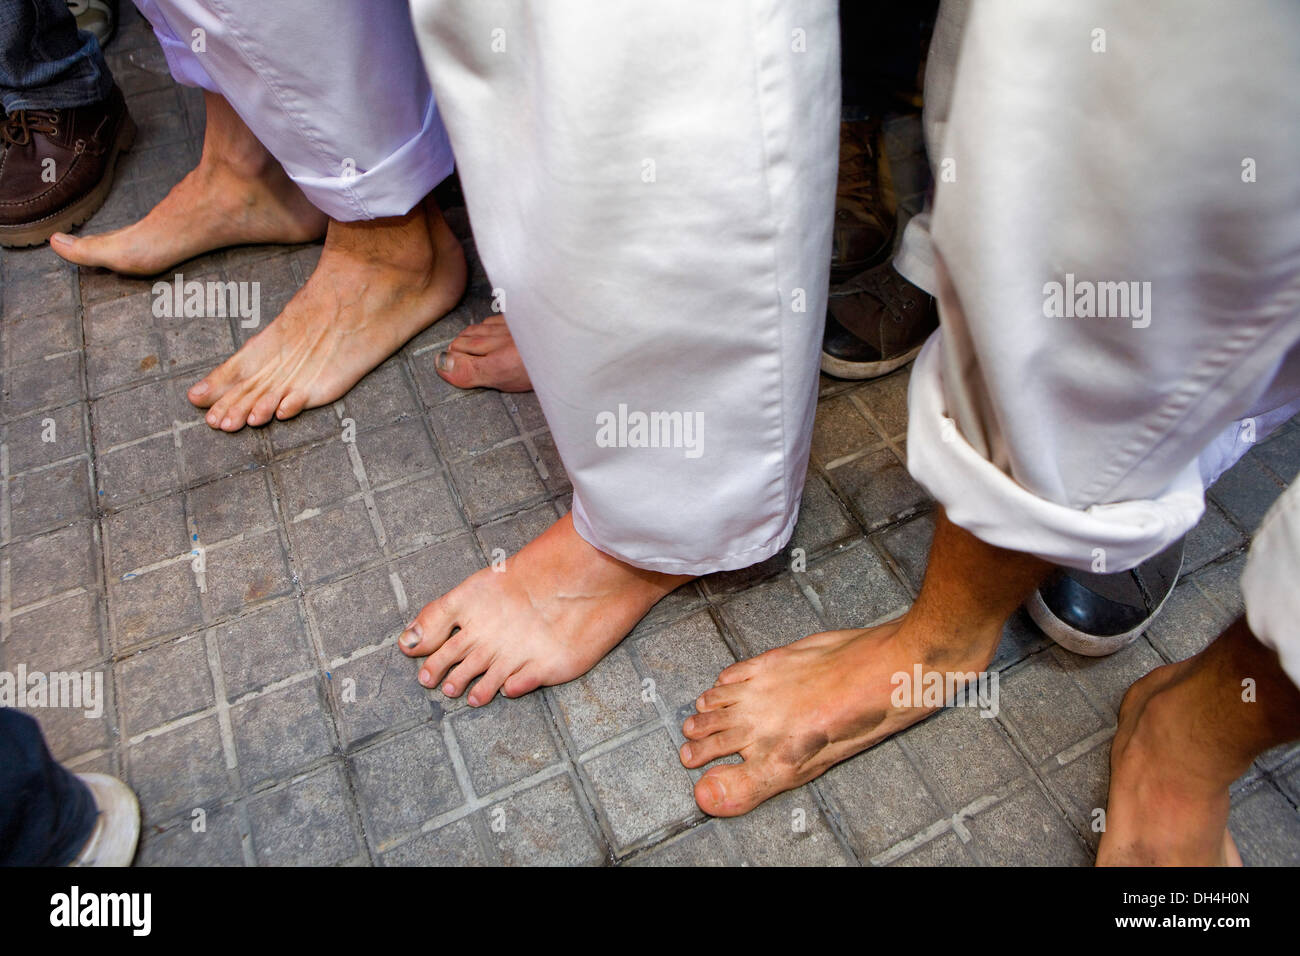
[2,12,1297,866]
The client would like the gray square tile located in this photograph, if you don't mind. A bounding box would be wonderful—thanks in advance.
[717,575,823,657]
[230,678,335,787]
[127,716,232,825]
[966,785,1091,866]
[448,442,547,522]
[349,723,463,846]
[451,694,561,795]
[307,566,406,660]
[820,739,944,859]
[246,764,362,866]
[583,728,701,852]
[215,600,314,700]
[381,818,485,867]
[552,647,658,753]
[801,541,910,628]
[117,633,214,733]
[485,774,604,866]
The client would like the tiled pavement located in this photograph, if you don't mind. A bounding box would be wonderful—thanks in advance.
[2,9,1300,866]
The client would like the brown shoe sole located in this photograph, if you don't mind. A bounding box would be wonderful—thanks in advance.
[0,111,137,249]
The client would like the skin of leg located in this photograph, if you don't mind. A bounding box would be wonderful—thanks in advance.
[435,313,533,392]
[190,193,466,429]
[1099,616,1300,866]
[681,506,1051,816]
[398,511,690,707]
[50,91,327,275]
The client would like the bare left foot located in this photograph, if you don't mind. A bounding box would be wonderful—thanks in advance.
[189,195,466,429]
[1097,661,1242,866]
[680,615,997,817]
[398,512,690,706]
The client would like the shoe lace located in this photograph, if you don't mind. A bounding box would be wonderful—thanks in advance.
[856,266,922,324]
[2,109,60,147]
[836,129,886,222]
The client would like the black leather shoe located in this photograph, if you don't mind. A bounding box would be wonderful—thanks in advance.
[1027,537,1185,656]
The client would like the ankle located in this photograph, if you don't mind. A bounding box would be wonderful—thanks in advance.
[1126,684,1244,796]
[326,208,439,275]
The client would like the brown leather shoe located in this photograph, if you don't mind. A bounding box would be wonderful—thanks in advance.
[821,260,938,380]
[0,83,135,248]
[830,116,896,284]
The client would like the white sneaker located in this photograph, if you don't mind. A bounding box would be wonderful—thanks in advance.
[70,773,140,867]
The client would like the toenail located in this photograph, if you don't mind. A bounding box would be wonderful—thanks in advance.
[681,744,692,761]
[220,417,233,429]
[50,232,71,245]
[442,682,455,695]
[418,670,434,687]
[435,351,455,372]
[684,717,695,734]
[401,623,422,648]
[702,776,727,805]
[191,382,209,397]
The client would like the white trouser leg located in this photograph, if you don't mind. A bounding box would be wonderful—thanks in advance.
[133,0,453,220]
[409,0,839,574]
[1243,478,1300,687]
[901,0,1300,576]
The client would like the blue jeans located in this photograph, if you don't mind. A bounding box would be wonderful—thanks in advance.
[0,0,113,112]
[0,709,97,866]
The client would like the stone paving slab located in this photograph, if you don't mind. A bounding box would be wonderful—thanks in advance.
[2,7,1298,866]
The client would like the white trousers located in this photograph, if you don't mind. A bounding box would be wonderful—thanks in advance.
[134,0,454,220]
[409,0,839,574]
[896,0,1300,684]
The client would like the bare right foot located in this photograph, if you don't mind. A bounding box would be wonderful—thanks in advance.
[435,313,532,392]
[50,91,325,276]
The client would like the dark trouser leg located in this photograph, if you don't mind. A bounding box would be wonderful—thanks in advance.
[0,709,97,866]
[0,0,113,111]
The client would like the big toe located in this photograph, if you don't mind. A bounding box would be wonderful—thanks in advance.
[51,231,119,270]
[694,764,767,818]
[436,347,530,392]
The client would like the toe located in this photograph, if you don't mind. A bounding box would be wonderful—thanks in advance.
[50,231,114,269]
[694,764,768,817]
[716,659,758,686]
[695,685,741,712]
[680,729,747,769]
[682,709,730,740]
[188,358,244,409]
[468,660,512,707]
[442,648,492,698]
[275,389,310,421]
[418,631,471,689]
[398,596,459,657]
[246,388,285,428]
[434,349,481,389]
[501,664,544,699]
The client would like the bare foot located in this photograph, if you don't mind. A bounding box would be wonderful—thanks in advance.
[50,91,326,276]
[398,512,690,706]
[1097,663,1242,866]
[189,196,466,429]
[435,313,532,392]
[681,615,997,817]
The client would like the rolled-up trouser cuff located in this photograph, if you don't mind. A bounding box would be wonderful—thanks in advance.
[290,96,455,221]
[907,335,1206,573]
[1242,480,1300,690]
